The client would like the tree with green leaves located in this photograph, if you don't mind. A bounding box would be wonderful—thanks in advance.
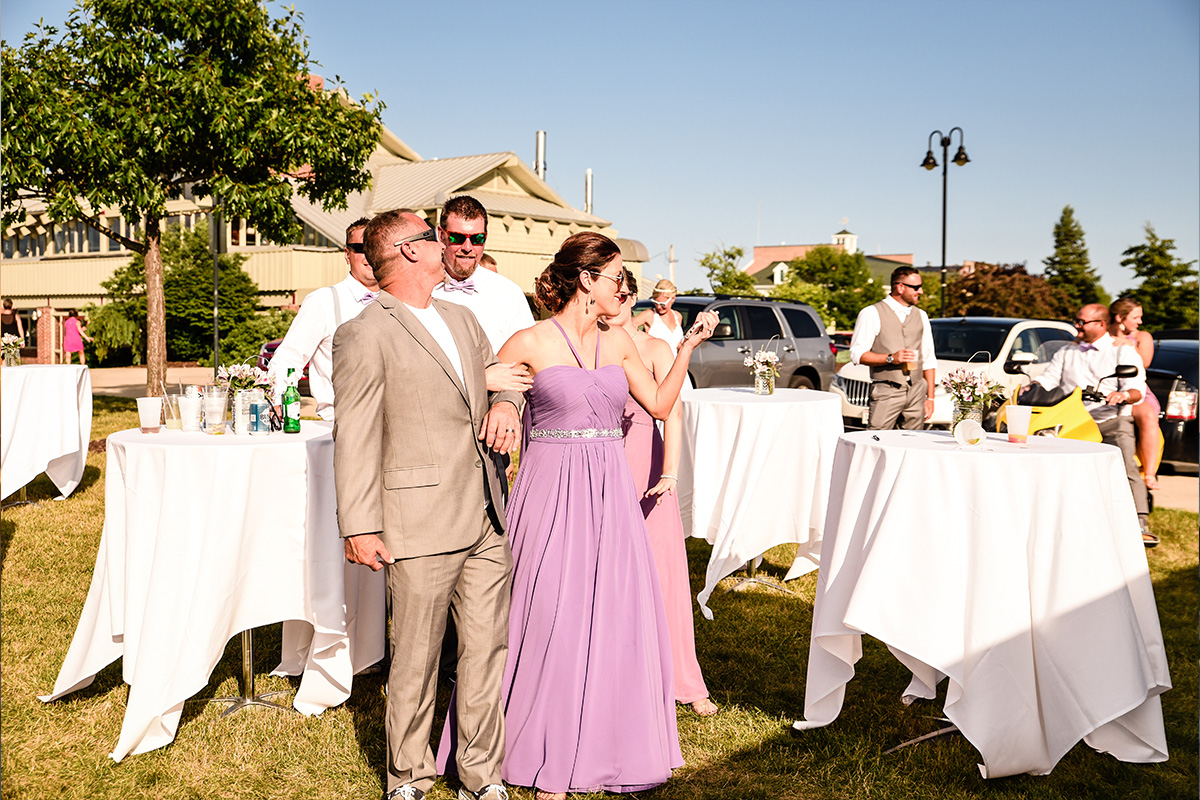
[2,0,382,395]
[1121,223,1199,331]
[699,246,759,296]
[89,222,261,363]
[785,246,884,330]
[943,262,1073,319]
[1042,205,1110,308]
[769,280,832,328]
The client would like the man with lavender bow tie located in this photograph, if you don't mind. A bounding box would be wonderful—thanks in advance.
[1022,303,1152,543]
[267,217,379,421]
[431,196,535,354]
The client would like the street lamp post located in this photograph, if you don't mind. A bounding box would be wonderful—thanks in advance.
[921,127,970,318]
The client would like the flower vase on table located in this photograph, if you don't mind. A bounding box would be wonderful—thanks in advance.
[2,334,21,366]
[951,401,984,428]
[941,368,1006,434]
[746,339,781,396]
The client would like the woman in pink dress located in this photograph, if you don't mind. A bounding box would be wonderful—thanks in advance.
[62,309,92,365]
[611,269,717,716]
[1109,299,1161,490]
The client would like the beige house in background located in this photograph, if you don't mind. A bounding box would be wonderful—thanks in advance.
[2,125,647,315]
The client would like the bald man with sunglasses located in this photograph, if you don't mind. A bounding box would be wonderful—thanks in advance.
[267,216,380,420]
[431,195,535,354]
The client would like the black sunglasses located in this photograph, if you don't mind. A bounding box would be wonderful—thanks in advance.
[347,242,365,253]
[442,230,487,246]
[898,282,923,290]
[394,227,439,247]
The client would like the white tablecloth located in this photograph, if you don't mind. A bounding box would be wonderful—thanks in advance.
[1,364,93,499]
[796,429,1171,778]
[678,388,843,618]
[41,423,386,761]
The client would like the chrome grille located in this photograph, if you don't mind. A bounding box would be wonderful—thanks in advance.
[835,375,870,407]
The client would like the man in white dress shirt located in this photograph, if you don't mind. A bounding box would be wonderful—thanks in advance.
[268,217,377,420]
[1023,303,1153,543]
[430,195,535,353]
[849,267,938,430]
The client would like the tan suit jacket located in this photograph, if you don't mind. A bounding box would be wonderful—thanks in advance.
[332,291,520,557]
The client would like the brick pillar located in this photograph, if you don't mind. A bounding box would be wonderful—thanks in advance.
[35,307,57,365]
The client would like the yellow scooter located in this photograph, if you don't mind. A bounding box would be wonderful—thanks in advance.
[994,363,1139,443]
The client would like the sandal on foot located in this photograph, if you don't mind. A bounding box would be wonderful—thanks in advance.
[690,697,719,716]
[535,791,566,800]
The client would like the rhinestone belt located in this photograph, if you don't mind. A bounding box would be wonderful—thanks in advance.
[529,427,622,440]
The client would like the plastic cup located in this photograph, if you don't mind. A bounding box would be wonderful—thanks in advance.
[136,396,163,434]
[179,395,203,432]
[202,388,228,435]
[1006,404,1033,445]
[163,395,182,430]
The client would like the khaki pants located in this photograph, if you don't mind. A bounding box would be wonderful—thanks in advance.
[1097,416,1149,517]
[868,379,926,431]
[385,517,512,794]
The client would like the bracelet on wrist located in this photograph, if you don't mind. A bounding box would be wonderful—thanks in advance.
[660,474,678,481]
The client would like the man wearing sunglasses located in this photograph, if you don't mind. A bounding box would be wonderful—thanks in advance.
[267,217,379,421]
[849,266,938,430]
[333,210,521,800]
[431,195,535,354]
[1022,303,1153,545]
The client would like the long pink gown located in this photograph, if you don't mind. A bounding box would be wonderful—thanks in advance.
[621,395,710,704]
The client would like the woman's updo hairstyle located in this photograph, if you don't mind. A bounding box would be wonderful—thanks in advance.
[623,267,638,296]
[535,231,622,313]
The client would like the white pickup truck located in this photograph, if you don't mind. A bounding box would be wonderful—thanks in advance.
[830,317,1078,428]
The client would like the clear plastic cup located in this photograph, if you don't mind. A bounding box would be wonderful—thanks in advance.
[179,395,203,432]
[202,387,228,435]
[1006,404,1033,445]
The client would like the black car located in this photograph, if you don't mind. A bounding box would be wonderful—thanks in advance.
[257,338,311,396]
[1147,338,1198,472]
[632,295,836,390]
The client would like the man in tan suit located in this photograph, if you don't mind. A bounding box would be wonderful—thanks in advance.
[333,209,521,800]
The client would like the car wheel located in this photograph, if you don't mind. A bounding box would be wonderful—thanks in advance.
[789,374,815,390]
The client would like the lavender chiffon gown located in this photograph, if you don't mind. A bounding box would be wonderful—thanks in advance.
[498,321,683,793]
[621,396,710,704]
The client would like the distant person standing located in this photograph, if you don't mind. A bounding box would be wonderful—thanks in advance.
[849,267,937,430]
[267,217,377,421]
[631,279,684,352]
[431,195,535,354]
[2,299,24,340]
[62,309,92,366]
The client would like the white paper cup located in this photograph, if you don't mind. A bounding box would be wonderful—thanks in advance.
[136,396,163,434]
[1006,404,1033,444]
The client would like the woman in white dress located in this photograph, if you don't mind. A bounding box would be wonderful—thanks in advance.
[631,279,684,352]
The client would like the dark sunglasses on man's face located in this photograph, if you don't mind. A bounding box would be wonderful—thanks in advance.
[443,230,486,246]
[347,242,365,254]
[394,227,439,247]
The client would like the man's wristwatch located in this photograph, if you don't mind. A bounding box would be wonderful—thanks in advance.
[885,354,894,365]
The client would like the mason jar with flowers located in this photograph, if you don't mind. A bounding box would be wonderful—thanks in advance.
[216,363,274,435]
[2,333,22,367]
[941,368,1007,428]
[745,347,780,396]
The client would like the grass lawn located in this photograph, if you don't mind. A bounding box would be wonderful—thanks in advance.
[2,396,1196,799]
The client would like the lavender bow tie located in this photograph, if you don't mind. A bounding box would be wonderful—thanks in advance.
[1078,342,1098,352]
[360,292,379,305]
[442,276,477,295]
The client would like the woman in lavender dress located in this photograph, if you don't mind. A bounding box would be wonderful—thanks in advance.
[493,233,715,799]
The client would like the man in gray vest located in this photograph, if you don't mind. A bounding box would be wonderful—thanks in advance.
[848,266,937,430]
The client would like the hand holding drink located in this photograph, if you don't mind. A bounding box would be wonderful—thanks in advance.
[897,348,919,374]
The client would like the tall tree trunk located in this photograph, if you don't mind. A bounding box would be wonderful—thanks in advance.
[144,215,166,397]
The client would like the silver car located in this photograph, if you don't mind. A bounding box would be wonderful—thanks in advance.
[634,296,836,390]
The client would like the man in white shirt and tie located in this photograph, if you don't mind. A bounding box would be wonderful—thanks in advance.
[268,217,378,421]
[430,195,535,353]
[1024,303,1154,544]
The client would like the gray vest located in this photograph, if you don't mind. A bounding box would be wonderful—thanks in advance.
[868,300,924,385]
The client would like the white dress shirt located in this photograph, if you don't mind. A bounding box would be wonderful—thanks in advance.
[268,274,378,420]
[404,302,466,387]
[1033,333,1146,423]
[848,295,938,371]
[431,267,536,354]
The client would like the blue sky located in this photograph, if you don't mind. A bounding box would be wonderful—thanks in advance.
[5,0,1197,298]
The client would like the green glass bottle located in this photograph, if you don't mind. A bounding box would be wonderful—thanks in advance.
[282,368,302,433]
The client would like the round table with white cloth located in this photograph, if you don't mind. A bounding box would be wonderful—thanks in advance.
[794,429,1170,778]
[1,364,93,499]
[40,422,386,761]
[677,387,843,618]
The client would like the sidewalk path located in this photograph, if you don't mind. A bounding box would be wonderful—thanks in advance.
[88,366,318,416]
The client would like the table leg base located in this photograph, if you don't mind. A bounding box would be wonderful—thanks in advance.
[883,722,960,754]
[2,486,34,509]
[727,576,793,595]
[209,691,294,718]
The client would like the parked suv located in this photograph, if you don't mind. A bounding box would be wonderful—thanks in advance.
[830,316,1077,428]
[632,295,836,390]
